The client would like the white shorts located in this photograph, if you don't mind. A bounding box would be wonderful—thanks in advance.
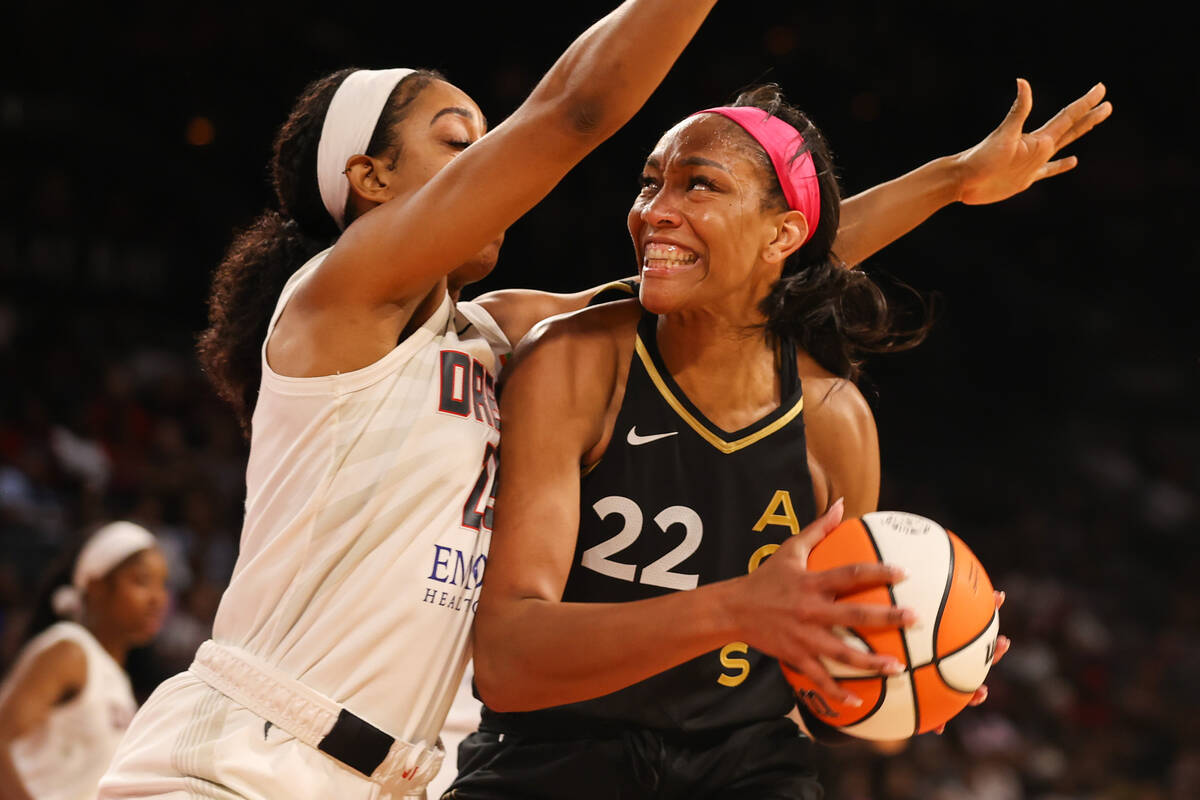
[424,670,482,800]
[100,670,434,800]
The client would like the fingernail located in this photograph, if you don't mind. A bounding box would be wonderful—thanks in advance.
[884,660,905,675]
[891,566,908,582]
[901,609,918,626]
[845,694,863,708]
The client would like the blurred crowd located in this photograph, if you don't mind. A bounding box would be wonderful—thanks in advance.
[1,240,1195,799]
[3,2,1195,798]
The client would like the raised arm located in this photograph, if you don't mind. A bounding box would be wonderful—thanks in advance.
[472,309,914,713]
[834,79,1112,268]
[311,2,719,311]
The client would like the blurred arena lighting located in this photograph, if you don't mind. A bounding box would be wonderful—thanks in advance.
[186,116,216,147]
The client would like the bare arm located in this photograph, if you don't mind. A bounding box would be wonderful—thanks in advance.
[306,2,718,317]
[475,81,1113,348]
[801,373,881,519]
[0,641,87,800]
[472,278,637,346]
[835,80,1112,268]
[473,310,913,713]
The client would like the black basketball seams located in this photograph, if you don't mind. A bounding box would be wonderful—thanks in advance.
[861,515,920,737]
[928,525,956,666]
[934,609,999,692]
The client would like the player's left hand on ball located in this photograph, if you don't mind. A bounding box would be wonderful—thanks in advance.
[935,591,1009,734]
[954,79,1112,206]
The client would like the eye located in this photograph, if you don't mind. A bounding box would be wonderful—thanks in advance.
[638,174,660,192]
[687,176,716,191]
[447,139,472,151]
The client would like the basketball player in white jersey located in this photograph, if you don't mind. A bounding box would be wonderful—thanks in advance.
[0,522,167,800]
[97,4,767,798]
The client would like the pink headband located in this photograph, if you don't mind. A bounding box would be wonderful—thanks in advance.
[694,106,821,243]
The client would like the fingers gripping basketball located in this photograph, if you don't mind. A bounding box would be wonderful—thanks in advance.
[783,512,999,740]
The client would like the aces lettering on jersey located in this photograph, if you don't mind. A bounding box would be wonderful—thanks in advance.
[579,488,803,688]
[717,489,801,688]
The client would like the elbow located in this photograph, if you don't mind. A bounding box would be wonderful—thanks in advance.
[562,93,607,138]
[528,83,622,145]
[471,650,525,714]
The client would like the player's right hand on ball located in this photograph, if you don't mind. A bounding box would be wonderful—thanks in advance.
[731,498,915,707]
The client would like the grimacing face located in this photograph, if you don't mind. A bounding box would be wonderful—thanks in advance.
[627,114,798,318]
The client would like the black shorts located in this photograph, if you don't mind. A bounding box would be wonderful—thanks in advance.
[441,717,823,800]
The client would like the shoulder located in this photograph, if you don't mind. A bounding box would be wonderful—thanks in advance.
[498,300,642,443]
[796,352,880,516]
[507,298,641,377]
[796,354,874,439]
[472,279,640,347]
[3,633,88,697]
[472,288,592,347]
[32,636,89,677]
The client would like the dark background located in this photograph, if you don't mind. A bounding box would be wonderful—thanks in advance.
[1,2,1196,798]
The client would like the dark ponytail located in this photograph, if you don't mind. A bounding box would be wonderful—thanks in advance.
[197,68,442,433]
[730,84,931,382]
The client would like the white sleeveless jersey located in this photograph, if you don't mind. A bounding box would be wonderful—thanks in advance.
[7,622,137,800]
[210,248,508,747]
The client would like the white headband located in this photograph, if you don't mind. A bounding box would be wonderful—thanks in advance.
[52,521,157,618]
[316,68,416,230]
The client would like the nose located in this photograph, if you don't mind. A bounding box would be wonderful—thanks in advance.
[640,189,682,229]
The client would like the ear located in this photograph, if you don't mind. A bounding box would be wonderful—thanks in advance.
[763,210,809,266]
[344,154,393,207]
[83,576,109,611]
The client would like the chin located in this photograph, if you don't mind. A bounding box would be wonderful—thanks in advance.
[452,250,500,290]
[638,282,684,315]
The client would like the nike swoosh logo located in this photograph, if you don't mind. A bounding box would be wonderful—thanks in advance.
[627,426,679,446]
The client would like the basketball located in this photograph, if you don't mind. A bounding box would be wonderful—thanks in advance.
[783,511,999,740]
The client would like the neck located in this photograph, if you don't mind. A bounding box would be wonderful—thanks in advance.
[655,305,784,432]
[84,617,130,666]
[655,272,775,373]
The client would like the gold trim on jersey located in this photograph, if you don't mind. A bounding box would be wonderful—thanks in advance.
[634,336,804,454]
[587,279,638,306]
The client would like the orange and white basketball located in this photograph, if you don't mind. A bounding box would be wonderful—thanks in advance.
[783,511,999,740]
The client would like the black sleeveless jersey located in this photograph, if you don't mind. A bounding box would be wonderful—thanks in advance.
[481,303,817,736]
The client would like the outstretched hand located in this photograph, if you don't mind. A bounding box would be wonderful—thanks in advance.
[955,79,1112,206]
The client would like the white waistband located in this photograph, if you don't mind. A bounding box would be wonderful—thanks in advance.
[189,640,443,790]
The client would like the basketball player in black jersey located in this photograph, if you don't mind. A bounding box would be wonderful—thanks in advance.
[446,80,1110,799]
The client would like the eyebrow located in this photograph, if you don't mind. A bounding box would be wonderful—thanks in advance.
[643,155,729,171]
[430,106,480,126]
[680,156,728,171]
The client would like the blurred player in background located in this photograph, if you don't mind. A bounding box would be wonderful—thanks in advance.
[0,522,167,800]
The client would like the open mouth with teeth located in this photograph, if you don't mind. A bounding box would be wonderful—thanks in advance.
[642,242,699,271]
